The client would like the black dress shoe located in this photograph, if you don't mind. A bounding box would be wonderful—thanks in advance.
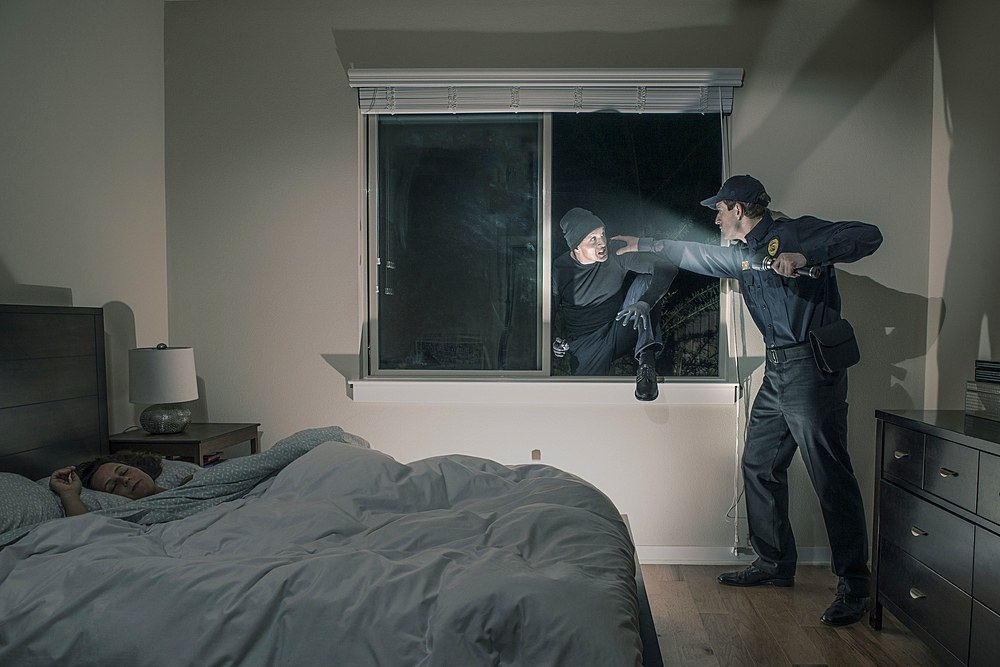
[820,593,869,626]
[635,364,658,401]
[717,565,794,588]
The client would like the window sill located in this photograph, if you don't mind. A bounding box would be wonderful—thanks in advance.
[349,379,739,404]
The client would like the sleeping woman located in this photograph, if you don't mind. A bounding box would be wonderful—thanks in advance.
[48,450,194,516]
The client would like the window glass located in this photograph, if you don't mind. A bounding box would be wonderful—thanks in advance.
[370,112,722,378]
[551,113,722,377]
[375,115,541,371]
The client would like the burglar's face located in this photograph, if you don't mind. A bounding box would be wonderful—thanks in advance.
[574,227,608,264]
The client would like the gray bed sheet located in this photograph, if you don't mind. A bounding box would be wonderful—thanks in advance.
[0,428,642,666]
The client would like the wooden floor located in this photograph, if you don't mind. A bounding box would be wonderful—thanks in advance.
[640,564,951,667]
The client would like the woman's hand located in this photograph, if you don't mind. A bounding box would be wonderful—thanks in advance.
[50,466,89,516]
[49,466,82,496]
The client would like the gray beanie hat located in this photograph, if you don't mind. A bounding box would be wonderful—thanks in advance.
[559,208,604,250]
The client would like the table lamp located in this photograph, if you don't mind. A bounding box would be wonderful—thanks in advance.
[129,344,199,434]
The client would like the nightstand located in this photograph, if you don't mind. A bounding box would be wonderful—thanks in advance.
[109,423,260,467]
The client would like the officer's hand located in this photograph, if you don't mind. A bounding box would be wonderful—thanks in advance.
[616,302,651,331]
[552,337,570,358]
[612,235,639,255]
[771,252,807,278]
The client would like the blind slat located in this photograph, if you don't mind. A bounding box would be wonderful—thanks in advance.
[349,69,742,115]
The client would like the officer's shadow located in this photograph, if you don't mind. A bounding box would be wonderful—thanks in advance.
[838,271,935,412]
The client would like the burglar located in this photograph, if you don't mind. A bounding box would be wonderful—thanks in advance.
[552,208,678,401]
[614,175,882,625]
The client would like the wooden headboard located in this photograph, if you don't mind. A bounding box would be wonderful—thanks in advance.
[0,304,109,480]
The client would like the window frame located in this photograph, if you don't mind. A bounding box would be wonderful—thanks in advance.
[352,69,743,398]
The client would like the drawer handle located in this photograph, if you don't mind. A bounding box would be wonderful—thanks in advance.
[910,526,928,537]
[893,451,909,459]
[909,588,926,600]
[939,467,958,478]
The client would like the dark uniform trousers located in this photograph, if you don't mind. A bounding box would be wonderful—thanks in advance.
[743,342,870,598]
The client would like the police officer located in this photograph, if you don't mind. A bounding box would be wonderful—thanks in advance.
[614,175,882,626]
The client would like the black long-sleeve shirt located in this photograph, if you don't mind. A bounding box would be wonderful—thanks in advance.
[638,213,882,348]
[552,250,678,339]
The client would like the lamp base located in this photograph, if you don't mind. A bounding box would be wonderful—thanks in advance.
[139,403,192,434]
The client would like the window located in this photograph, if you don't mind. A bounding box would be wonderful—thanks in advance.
[352,69,743,382]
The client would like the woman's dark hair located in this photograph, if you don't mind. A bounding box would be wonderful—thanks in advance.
[76,450,164,490]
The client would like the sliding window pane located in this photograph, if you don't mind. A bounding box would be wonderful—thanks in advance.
[376,115,541,371]
[551,112,722,377]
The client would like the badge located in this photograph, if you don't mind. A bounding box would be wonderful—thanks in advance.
[768,238,779,257]
[742,260,750,271]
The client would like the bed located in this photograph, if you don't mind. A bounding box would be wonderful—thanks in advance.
[0,304,662,666]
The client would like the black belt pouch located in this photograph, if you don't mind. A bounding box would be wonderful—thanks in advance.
[808,319,860,373]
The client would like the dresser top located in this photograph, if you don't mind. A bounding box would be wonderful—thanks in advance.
[877,409,1000,456]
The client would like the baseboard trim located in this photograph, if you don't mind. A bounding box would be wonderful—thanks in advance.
[636,545,832,566]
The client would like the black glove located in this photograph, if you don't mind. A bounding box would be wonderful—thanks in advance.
[616,302,651,331]
[552,337,570,358]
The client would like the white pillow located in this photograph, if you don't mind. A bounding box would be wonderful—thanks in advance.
[1,473,64,532]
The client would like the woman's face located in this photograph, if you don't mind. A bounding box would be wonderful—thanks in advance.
[91,463,157,500]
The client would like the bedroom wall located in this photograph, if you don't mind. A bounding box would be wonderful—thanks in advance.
[926,1,1000,410]
[160,0,934,560]
[0,0,169,433]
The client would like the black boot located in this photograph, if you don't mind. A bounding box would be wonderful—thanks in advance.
[635,364,658,401]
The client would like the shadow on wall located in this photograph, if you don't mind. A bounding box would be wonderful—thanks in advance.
[735,1,930,188]
[934,2,1000,408]
[329,1,786,71]
[101,301,137,433]
[0,262,73,306]
[839,271,933,414]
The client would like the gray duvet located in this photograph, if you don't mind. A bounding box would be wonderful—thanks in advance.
[0,427,642,666]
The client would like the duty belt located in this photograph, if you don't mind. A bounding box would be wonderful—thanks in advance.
[766,342,813,363]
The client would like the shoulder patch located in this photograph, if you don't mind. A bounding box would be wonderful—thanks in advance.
[767,238,779,257]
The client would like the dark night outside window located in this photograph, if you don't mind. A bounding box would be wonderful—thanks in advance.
[372,112,722,377]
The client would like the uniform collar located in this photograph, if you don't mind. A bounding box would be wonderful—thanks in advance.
[744,212,775,251]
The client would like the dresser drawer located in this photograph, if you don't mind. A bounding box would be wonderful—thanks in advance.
[883,422,924,486]
[878,540,971,662]
[880,481,974,592]
[923,435,979,510]
[974,526,1000,614]
[980,452,1000,524]
[970,602,1000,667]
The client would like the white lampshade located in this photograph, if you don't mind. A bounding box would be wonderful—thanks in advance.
[128,345,199,404]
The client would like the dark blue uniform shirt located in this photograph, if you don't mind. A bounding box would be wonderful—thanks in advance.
[639,213,882,348]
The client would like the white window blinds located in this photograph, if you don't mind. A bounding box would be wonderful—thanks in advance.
[348,68,744,115]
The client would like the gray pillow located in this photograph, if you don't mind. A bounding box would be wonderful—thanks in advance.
[34,477,133,512]
[157,459,202,488]
[1,473,64,532]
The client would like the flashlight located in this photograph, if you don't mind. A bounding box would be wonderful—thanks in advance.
[751,251,821,278]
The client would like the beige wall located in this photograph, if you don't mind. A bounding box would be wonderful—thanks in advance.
[4,0,957,560]
[0,1,168,433]
[161,0,933,558]
[927,0,1000,410]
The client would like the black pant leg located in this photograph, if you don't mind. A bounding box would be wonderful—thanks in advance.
[742,369,800,577]
[780,360,870,596]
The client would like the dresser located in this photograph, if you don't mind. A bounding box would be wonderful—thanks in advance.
[872,410,1000,667]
